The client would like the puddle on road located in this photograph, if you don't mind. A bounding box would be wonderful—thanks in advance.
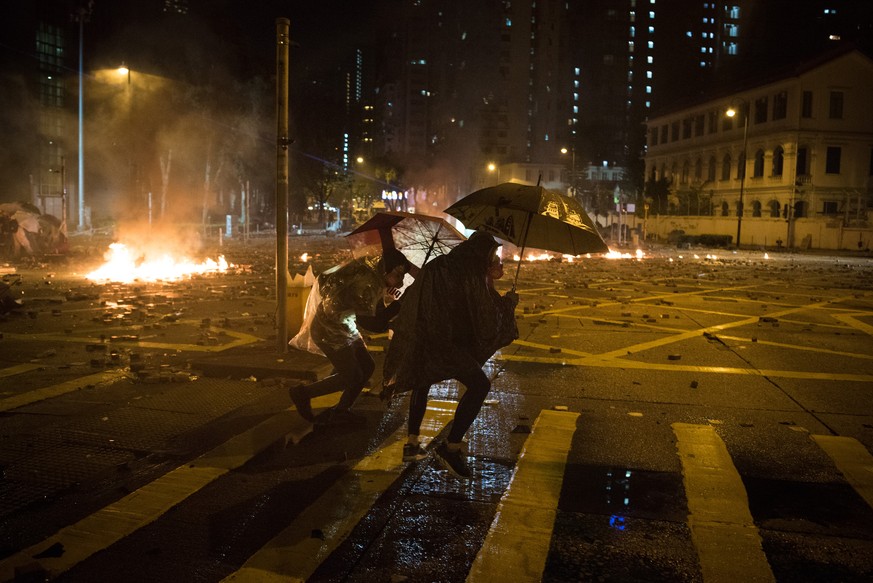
[559,464,687,524]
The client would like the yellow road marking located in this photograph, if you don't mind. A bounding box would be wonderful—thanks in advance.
[0,371,129,412]
[224,400,458,583]
[810,435,873,510]
[0,393,340,581]
[597,297,846,359]
[0,363,42,379]
[672,423,775,583]
[2,327,262,352]
[833,314,873,337]
[511,338,591,357]
[716,334,873,360]
[466,409,579,583]
[496,352,873,382]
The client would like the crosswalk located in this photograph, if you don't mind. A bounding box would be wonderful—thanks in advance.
[1,375,872,582]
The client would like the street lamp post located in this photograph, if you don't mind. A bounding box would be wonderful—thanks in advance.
[487,162,500,185]
[73,4,91,232]
[726,103,748,248]
[561,147,577,199]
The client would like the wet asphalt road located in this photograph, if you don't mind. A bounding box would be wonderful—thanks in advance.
[1,235,872,582]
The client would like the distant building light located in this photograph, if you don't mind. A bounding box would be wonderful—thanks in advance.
[829,34,841,40]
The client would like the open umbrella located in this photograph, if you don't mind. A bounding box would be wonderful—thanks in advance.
[444,182,609,286]
[346,211,467,269]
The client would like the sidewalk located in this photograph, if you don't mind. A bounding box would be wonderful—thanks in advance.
[190,340,332,383]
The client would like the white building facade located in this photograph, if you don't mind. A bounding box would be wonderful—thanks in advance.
[643,49,873,251]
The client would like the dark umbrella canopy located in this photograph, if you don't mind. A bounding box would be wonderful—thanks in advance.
[346,211,466,268]
[444,182,609,256]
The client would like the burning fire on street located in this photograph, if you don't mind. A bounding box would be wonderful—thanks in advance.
[85,242,230,283]
[511,249,646,262]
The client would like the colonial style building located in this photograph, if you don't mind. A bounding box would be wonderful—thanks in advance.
[643,47,873,251]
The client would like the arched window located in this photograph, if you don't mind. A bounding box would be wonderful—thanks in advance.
[707,156,716,182]
[682,160,690,183]
[769,200,781,218]
[737,152,746,180]
[772,146,784,176]
[721,201,729,216]
[752,200,762,217]
[694,158,703,181]
[753,149,765,177]
[721,154,732,181]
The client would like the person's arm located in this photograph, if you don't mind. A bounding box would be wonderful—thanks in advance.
[357,296,402,332]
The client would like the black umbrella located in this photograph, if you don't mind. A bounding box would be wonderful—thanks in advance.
[444,182,609,286]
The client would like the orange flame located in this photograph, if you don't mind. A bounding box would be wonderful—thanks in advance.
[85,243,230,283]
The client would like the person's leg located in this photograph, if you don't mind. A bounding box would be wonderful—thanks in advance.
[407,384,430,438]
[298,344,353,398]
[447,368,491,444]
[289,343,353,420]
[403,384,430,461]
[334,339,375,411]
[433,369,490,479]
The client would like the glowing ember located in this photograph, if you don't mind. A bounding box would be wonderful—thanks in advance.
[604,249,645,260]
[85,243,230,283]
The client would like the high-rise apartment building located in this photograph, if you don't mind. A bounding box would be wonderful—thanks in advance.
[367,0,870,210]
[0,1,79,221]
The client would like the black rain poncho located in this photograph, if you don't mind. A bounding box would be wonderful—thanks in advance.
[383,231,517,392]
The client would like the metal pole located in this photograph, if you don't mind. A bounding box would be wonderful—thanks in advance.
[60,157,67,236]
[77,15,85,231]
[276,18,291,352]
[736,112,748,248]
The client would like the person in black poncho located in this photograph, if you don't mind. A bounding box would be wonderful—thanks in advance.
[382,231,518,478]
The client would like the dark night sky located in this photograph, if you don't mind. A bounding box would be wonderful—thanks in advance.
[79,0,387,84]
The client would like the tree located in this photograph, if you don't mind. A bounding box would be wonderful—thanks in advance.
[644,176,671,215]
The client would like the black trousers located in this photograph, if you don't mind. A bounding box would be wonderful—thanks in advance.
[408,367,491,444]
[300,338,375,411]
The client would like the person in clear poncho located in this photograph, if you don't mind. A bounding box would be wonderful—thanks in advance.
[288,249,411,426]
[382,231,518,477]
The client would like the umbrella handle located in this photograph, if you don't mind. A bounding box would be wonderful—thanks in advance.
[512,212,533,290]
[422,223,442,266]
